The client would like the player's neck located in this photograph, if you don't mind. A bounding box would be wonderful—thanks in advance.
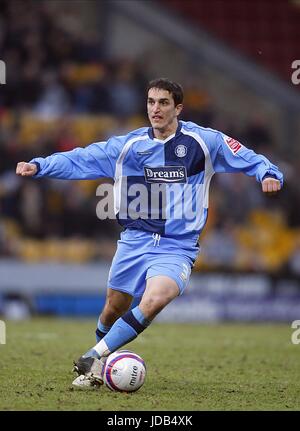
[153,120,178,141]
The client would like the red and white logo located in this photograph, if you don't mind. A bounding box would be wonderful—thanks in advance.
[224,136,242,155]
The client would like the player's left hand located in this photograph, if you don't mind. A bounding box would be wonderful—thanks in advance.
[261,178,281,194]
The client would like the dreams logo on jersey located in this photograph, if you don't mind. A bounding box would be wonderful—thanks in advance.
[144,166,187,183]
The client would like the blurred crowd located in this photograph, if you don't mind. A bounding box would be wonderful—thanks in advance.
[0,0,146,116]
[0,0,300,275]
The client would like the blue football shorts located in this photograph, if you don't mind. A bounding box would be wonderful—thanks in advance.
[107,229,199,298]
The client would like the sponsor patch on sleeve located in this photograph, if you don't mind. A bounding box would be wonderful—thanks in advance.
[223,135,243,155]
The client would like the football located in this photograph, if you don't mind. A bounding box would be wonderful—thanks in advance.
[103,350,146,392]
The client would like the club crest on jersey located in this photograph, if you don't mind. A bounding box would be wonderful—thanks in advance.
[175,145,187,158]
[144,166,187,183]
[224,136,242,155]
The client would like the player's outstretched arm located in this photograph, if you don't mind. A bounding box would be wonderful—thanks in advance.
[16,162,38,177]
[212,133,284,190]
[14,138,124,181]
[261,177,281,194]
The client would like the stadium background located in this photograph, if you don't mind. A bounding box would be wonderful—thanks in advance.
[0,0,300,323]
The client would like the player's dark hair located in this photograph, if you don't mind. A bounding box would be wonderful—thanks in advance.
[147,78,183,106]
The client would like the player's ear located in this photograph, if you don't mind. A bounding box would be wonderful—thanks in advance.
[175,104,183,116]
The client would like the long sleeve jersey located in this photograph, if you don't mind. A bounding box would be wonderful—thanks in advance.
[31,120,283,244]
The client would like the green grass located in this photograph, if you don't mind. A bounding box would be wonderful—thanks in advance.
[0,318,299,411]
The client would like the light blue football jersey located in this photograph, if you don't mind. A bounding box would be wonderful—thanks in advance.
[31,120,283,244]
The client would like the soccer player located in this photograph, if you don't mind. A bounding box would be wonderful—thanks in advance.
[16,78,283,389]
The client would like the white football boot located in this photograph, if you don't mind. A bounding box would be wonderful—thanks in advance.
[72,374,103,390]
[72,356,106,389]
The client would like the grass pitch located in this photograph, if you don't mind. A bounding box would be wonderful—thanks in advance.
[0,318,299,411]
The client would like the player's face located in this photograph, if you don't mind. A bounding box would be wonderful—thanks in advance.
[147,88,183,134]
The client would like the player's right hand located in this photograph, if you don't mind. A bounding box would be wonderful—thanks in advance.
[16,162,38,177]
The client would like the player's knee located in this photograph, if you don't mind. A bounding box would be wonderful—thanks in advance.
[140,294,171,318]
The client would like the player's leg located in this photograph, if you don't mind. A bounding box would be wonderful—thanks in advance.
[73,276,179,388]
[88,257,191,363]
[73,243,192,388]
[73,288,132,379]
[95,288,133,342]
[139,275,179,319]
[73,236,143,388]
[92,236,145,343]
[89,275,179,360]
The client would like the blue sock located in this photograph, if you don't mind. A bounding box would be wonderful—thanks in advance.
[102,306,151,353]
[95,319,111,343]
[82,319,111,358]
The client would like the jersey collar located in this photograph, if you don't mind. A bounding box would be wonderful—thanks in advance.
[148,120,182,143]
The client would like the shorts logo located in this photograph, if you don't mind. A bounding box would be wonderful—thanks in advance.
[175,145,187,158]
[144,166,187,183]
[224,136,242,155]
[180,263,190,281]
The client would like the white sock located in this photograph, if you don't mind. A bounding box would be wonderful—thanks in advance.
[92,338,110,358]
